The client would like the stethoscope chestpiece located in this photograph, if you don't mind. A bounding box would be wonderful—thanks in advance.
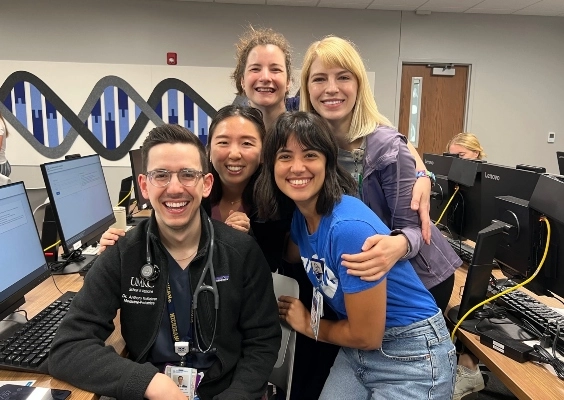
[140,263,160,282]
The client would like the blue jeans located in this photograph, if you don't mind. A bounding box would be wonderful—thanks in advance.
[319,311,456,400]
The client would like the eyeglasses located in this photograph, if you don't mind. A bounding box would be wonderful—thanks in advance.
[146,169,205,188]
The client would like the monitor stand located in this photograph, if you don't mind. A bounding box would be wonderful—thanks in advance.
[0,299,27,340]
[50,254,98,275]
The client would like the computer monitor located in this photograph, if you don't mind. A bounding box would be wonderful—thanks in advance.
[118,176,133,211]
[40,154,115,256]
[446,158,485,241]
[481,164,543,276]
[557,152,564,175]
[423,153,458,223]
[0,182,50,325]
[129,148,151,212]
[527,174,564,298]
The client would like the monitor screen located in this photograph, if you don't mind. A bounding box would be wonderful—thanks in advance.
[0,182,50,322]
[40,154,115,254]
[129,148,151,212]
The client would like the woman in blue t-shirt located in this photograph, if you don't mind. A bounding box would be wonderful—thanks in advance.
[255,111,456,399]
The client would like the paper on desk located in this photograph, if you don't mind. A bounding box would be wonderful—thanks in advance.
[0,379,35,387]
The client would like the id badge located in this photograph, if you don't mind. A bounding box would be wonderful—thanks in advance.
[311,258,324,281]
[311,288,323,341]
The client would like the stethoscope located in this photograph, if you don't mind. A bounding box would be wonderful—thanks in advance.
[140,216,219,354]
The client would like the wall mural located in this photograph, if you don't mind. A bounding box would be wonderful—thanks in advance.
[0,71,217,161]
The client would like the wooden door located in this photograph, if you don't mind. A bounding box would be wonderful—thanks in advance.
[398,64,469,158]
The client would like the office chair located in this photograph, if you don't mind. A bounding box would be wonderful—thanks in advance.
[270,273,299,400]
[26,187,48,213]
[0,173,11,186]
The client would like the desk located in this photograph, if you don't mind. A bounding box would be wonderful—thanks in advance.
[448,266,564,400]
[0,274,125,400]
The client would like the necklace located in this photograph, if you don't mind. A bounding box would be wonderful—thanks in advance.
[227,199,241,205]
[173,247,198,262]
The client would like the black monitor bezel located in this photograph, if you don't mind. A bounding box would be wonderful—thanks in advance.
[128,148,151,212]
[40,154,115,255]
[557,152,564,176]
[0,182,51,322]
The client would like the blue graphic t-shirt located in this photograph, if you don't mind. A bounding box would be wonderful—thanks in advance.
[290,195,438,328]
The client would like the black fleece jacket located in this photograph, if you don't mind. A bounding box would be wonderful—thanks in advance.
[48,208,281,400]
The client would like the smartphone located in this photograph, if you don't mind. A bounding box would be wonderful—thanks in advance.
[51,389,72,400]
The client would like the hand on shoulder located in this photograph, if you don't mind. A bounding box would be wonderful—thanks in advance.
[98,227,126,254]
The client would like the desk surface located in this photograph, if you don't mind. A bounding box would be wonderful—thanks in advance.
[449,266,564,400]
[0,274,125,400]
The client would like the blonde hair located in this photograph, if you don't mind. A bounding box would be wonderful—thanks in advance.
[231,26,292,96]
[447,133,486,160]
[299,36,392,141]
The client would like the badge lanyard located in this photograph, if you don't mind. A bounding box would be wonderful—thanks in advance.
[310,258,324,341]
[166,281,190,364]
[352,146,365,201]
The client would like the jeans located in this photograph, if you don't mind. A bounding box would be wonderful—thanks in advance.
[319,311,456,400]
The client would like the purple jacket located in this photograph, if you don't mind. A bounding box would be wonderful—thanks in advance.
[362,125,462,289]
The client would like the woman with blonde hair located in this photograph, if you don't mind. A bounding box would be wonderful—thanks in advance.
[0,111,11,177]
[300,35,462,313]
[447,132,486,160]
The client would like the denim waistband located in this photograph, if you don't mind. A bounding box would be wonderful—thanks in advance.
[383,310,447,340]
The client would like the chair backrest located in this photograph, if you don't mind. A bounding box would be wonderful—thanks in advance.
[269,273,299,399]
[26,187,48,213]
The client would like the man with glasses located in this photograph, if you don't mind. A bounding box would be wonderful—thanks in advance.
[49,124,281,400]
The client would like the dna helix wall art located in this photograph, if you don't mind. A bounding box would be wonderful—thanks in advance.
[0,71,217,161]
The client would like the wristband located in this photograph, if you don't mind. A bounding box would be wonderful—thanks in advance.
[416,169,436,184]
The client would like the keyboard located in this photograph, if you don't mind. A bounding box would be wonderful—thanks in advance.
[445,236,474,264]
[493,286,564,348]
[78,255,99,276]
[0,291,76,373]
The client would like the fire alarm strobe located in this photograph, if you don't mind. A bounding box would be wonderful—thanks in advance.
[167,52,177,65]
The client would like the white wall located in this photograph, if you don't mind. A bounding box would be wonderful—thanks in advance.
[2,0,563,202]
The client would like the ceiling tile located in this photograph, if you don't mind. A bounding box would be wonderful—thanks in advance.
[317,0,373,9]
[468,0,539,10]
[215,0,266,4]
[465,8,520,14]
[368,0,428,6]
[515,0,564,13]
[267,0,318,6]
[419,0,483,12]
[368,0,428,10]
